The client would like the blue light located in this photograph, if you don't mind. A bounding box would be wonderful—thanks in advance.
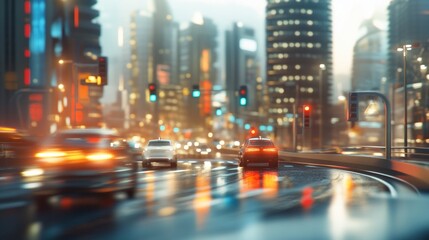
[244,124,251,130]
[259,125,267,131]
[267,125,274,132]
[173,127,179,133]
[150,94,157,102]
[215,108,222,116]
[192,90,201,98]
[160,125,166,131]
[240,97,247,106]
[229,115,235,122]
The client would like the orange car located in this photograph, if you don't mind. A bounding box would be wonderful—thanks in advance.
[238,137,278,169]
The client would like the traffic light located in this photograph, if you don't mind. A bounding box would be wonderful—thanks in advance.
[192,84,201,98]
[98,56,108,85]
[249,126,258,136]
[215,107,222,116]
[347,92,359,121]
[148,83,157,102]
[239,85,248,106]
[303,105,311,128]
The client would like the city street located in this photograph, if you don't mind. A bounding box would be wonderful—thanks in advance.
[16,155,425,240]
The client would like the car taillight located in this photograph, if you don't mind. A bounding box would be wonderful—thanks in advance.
[86,153,114,161]
[263,147,277,152]
[245,147,260,153]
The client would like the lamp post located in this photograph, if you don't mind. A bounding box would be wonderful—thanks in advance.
[396,44,414,154]
[319,64,326,150]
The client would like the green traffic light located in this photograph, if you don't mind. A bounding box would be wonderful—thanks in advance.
[150,94,157,102]
[192,90,201,98]
[239,97,247,106]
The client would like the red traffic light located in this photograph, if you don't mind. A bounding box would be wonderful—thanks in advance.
[304,105,310,112]
[149,83,156,91]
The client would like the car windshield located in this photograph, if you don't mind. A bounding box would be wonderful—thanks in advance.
[47,133,114,148]
[248,140,275,147]
[148,141,171,147]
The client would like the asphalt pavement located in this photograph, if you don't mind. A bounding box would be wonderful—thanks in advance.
[7,155,424,240]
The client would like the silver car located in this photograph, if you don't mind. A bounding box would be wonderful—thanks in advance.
[143,139,177,168]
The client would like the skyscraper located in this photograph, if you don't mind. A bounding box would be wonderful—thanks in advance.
[226,22,260,115]
[178,15,218,137]
[351,11,388,92]
[128,0,180,136]
[266,0,333,149]
[0,0,31,127]
[388,0,429,147]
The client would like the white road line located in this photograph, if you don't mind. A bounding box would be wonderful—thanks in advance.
[342,170,398,198]
[212,166,227,171]
[219,172,239,177]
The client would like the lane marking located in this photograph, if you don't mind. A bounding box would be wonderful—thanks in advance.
[342,170,398,198]
[212,166,227,171]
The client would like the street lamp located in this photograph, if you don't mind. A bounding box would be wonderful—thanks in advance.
[319,64,326,149]
[396,44,417,154]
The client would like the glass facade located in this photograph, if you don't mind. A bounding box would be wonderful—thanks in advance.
[266,0,332,149]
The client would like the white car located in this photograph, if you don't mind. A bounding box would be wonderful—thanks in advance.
[143,139,177,168]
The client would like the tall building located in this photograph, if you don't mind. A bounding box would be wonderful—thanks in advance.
[351,11,388,92]
[225,22,265,140]
[388,0,429,147]
[60,0,103,128]
[266,0,333,149]
[226,22,260,114]
[349,10,388,146]
[0,0,31,127]
[128,0,180,137]
[178,15,218,138]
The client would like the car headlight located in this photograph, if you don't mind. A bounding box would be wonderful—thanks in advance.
[21,168,44,177]
[86,153,114,161]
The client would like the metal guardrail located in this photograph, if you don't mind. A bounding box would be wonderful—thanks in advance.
[336,145,429,160]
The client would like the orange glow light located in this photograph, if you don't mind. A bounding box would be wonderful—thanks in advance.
[74,6,79,28]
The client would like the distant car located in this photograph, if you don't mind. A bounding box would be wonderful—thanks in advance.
[238,137,278,168]
[33,128,138,206]
[143,139,177,168]
[195,144,212,158]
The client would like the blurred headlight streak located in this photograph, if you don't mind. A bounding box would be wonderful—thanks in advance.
[86,153,114,161]
[21,168,44,177]
[35,151,66,158]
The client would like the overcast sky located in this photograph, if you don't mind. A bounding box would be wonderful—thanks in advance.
[97,0,390,103]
